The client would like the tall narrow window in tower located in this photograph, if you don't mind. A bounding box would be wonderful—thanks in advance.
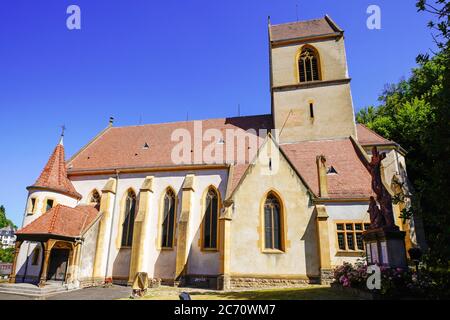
[202,187,219,250]
[264,193,283,251]
[161,189,176,248]
[298,46,321,82]
[121,189,137,247]
[309,103,314,118]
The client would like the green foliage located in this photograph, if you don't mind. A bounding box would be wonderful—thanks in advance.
[0,205,16,229]
[0,247,14,263]
[333,262,450,299]
[356,1,450,267]
[416,0,450,49]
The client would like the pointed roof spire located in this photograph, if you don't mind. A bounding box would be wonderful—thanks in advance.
[28,134,82,200]
[59,125,66,146]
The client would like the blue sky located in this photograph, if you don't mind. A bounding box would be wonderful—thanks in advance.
[0,0,437,225]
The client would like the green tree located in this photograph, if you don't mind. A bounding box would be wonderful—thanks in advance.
[0,205,16,229]
[356,0,450,266]
[0,248,14,263]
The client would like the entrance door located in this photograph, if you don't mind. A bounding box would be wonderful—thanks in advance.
[47,249,69,282]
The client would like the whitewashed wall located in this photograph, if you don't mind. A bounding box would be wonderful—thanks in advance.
[71,169,228,281]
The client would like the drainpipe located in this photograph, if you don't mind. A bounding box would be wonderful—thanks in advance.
[104,170,120,284]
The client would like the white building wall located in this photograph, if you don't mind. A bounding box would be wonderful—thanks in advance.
[23,190,79,227]
[15,242,42,283]
[71,169,228,282]
[79,219,100,280]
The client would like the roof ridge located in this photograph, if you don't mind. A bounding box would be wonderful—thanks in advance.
[111,114,273,129]
[270,17,326,28]
[48,205,60,234]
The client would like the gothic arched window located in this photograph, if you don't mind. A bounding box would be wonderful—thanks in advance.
[298,46,321,82]
[263,193,283,251]
[89,189,101,211]
[202,187,219,250]
[161,189,176,248]
[121,190,137,247]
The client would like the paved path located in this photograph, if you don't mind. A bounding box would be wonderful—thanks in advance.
[0,285,132,300]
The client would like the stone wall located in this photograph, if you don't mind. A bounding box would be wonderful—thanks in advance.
[228,276,319,290]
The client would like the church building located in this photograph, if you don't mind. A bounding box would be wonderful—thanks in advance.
[10,16,420,290]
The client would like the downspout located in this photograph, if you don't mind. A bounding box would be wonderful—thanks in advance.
[104,169,120,283]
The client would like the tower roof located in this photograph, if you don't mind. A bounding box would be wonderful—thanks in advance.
[269,15,343,43]
[28,138,82,200]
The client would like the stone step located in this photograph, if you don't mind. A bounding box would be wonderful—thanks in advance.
[0,283,70,297]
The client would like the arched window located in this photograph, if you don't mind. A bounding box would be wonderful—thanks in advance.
[202,188,219,250]
[161,189,176,248]
[121,190,137,247]
[89,189,101,211]
[263,193,283,251]
[298,46,321,82]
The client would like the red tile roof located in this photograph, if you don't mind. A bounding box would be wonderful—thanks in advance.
[281,138,374,199]
[356,124,394,146]
[65,114,398,200]
[16,205,100,238]
[29,140,82,200]
[270,16,342,42]
[67,115,273,172]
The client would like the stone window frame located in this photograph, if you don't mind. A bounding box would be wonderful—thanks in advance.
[41,197,57,214]
[259,190,287,254]
[335,220,371,253]
[296,44,322,83]
[27,197,38,215]
[116,188,138,249]
[199,185,221,252]
[157,186,178,251]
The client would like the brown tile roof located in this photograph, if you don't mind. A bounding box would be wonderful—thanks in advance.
[270,16,342,42]
[281,138,374,199]
[66,114,391,200]
[16,205,100,238]
[67,115,273,172]
[29,140,82,199]
[356,124,394,146]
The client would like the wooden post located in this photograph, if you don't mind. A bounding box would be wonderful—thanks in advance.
[9,241,23,284]
[72,243,82,285]
[38,240,55,288]
[66,245,75,284]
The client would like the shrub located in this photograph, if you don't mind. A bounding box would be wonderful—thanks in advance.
[333,261,450,299]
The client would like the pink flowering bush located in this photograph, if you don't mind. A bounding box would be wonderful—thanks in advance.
[333,261,448,299]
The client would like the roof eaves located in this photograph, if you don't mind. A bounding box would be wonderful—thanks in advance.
[270,31,342,44]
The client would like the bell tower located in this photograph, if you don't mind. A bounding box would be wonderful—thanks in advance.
[269,15,357,143]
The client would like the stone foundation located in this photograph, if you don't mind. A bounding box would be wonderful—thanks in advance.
[227,276,319,290]
[320,269,334,285]
[79,277,105,288]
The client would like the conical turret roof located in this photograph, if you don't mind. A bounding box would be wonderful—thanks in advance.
[28,138,82,200]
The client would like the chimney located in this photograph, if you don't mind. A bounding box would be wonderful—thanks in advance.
[316,155,329,198]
